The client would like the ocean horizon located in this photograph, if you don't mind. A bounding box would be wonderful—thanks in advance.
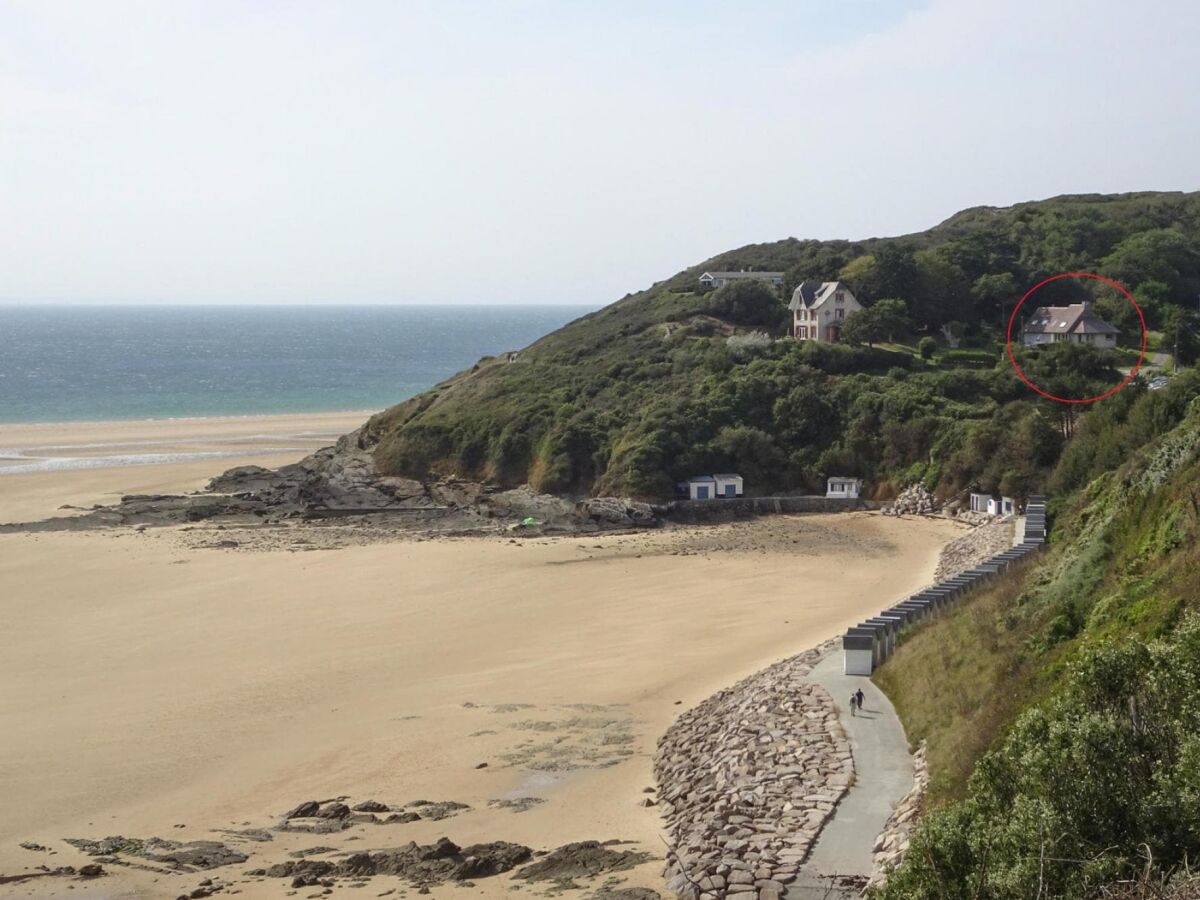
[0,304,594,426]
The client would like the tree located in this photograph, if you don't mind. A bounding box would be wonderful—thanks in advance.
[841,298,910,347]
[913,249,970,329]
[838,254,879,301]
[1100,228,1200,302]
[707,279,787,330]
[918,336,937,360]
[971,272,1019,328]
[1163,307,1200,368]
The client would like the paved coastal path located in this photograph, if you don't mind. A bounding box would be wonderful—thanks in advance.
[789,654,913,898]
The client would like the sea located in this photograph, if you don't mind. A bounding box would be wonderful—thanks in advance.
[0,305,592,425]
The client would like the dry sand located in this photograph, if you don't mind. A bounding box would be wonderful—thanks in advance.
[0,414,965,899]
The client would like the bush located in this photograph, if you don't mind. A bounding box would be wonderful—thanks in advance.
[725,331,773,361]
[918,336,938,359]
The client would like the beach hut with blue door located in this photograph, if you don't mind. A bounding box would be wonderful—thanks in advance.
[713,474,743,498]
[684,475,717,500]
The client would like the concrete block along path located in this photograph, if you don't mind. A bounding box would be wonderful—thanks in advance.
[787,653,914,898]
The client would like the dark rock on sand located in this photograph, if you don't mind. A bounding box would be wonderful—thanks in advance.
[591,889,661,900]
[382,812,422,825]
[78,864,104,877]
[315,802,351,819]
[63,836,247,870]
[284,801,321,820]
[514,842,652,882]
[267,838,531,885]
[352,801,390,813]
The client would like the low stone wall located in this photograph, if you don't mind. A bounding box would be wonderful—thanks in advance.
[868,742,929,889]
[666,496,877,523]
[655,640,851,900]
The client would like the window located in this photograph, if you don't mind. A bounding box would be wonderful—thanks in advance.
[836,308,844,320]
[798,326,808,339]
[836,292,844,303]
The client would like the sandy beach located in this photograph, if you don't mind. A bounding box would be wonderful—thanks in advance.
[0,414,964,899]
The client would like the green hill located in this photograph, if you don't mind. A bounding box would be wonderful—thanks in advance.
[871,368,1200,898]
[360,191,1200,499]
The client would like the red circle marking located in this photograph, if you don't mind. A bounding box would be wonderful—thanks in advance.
[1005,272,1147,404]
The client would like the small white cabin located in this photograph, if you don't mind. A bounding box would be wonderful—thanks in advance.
[970,492,1016,516]
[713,473,744,499]
[826,477,862,499]
[683,475,717,500]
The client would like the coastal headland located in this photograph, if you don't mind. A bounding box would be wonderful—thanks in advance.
[0,413,964,899]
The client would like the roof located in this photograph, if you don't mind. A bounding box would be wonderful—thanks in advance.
[712,473,742,480]
[1023,302,1120,336]
[827,475,862,482]
[789,280,853,311]
[700,270,784,280]
[686,475,716,483]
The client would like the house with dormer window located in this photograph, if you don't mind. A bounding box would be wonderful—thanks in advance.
[788,281,863,342]
[1022,301,1120,348]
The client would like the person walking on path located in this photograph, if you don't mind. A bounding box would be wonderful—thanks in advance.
[849,692,858,716]
[855,688,865,711]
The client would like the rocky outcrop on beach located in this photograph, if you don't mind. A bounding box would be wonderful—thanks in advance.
[655,640,851,900]
[63,836,249,871]
[0,429,660,538]
[260,836,532,887]
[868,742,928,889]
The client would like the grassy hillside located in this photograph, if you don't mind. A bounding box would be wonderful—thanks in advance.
[361,191,1200,500]
[871,370,1200,898]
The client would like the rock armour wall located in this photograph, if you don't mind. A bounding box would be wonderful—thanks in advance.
[655,640,850,900]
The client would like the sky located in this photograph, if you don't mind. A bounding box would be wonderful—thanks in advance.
[2,0,1199,306]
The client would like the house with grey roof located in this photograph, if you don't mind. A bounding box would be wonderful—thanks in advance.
[788,280,863,342]
[1022,301,1120,348]
[698,270,784,290]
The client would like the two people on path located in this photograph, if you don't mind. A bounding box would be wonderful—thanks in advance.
[848,687,866,715]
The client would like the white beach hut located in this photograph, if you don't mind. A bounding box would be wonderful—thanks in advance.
[826,477,862,499]
[684,475,718,500]
[712,474,743,499]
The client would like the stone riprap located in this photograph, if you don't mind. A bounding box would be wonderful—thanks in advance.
[881,484,937,516]
[933,517,1016,581]
[842,496,1046,675]
[867,741,929,889]
[655,640,851,900]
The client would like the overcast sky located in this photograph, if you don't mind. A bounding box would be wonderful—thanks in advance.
[2,0,1198,306]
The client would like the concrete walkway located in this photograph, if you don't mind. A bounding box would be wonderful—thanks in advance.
[787,653,914,897]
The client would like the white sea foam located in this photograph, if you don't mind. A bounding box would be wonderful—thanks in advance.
[0,447,311,476]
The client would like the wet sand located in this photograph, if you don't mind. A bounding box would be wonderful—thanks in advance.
[0,414,964,899]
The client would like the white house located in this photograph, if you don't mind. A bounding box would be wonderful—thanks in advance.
[827,477,863,499]
[789,281,863,343]
[1022,301,1120,348]
[698,270,784,290]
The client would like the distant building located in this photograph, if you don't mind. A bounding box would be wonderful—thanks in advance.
[681,475,717,500]
[713,473,743,498]
[1022,301,1119,348]
[789,281,863,343]
[826,477,863,499]
[698,270,784,290]
[969,492,1016,516]
[679,474,743,500]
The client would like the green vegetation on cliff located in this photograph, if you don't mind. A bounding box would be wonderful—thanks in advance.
[872,371,1200,898]
[363,191,1200,499]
